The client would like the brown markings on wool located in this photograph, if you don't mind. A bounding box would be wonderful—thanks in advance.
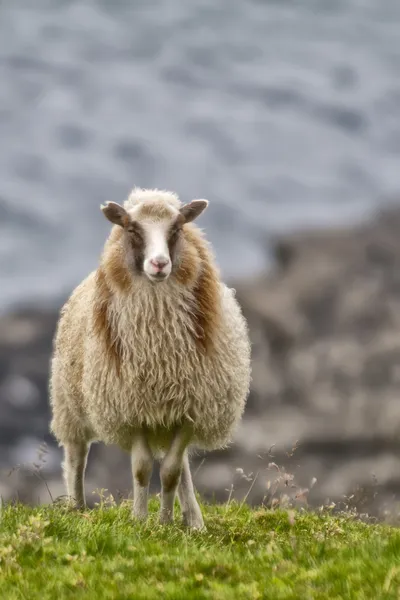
[135,463,151,487]
[175,225,221,354]
[103,227,134,292]
[127,222,146,274]
[161,467,181,493]
[167,215,186,273]
[106,249,132,293]
[174,240,199,287]
[92,267,123,375]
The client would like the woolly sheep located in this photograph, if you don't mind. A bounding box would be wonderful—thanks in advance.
[50,188,251,529]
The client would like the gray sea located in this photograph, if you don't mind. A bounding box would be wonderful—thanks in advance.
[1,0,400,311]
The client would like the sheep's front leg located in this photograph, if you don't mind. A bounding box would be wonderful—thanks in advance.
[131,432,153,520]
[159,426,192,525]
[178,452,204,530]
[63,441,90,508]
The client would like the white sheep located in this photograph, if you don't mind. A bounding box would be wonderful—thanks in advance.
[49,188,251,528]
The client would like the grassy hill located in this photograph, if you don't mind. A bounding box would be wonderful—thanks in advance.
[0,497,399,599]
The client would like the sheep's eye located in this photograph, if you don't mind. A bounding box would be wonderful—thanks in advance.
[128,224,144,244]
[169,227,181,240]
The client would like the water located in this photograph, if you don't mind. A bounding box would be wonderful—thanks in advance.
[1,0,400,311]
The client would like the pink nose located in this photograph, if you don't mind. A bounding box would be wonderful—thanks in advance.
[150,258,169,271]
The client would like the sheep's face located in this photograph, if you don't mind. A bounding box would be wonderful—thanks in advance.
[101,196,208,283]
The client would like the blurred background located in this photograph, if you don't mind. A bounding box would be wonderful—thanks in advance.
[1,0,400,516]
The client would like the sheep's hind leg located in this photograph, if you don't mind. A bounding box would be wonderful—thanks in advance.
[131,432,153,521]
[159,426,192,525]
[177,452,204,530]
[63,441,90,509]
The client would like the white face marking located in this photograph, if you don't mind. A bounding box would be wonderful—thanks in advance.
[126,203,181,283]
[141,220,174,282]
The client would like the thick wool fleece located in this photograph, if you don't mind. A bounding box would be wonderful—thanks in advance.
[50,193,251,453]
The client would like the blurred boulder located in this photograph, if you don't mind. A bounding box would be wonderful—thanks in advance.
[227,207,400,515]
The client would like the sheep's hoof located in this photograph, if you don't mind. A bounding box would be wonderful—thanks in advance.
[182,511,205,531]
[132,511,148,522]
[159,511,174,525]
[62,497,85,511]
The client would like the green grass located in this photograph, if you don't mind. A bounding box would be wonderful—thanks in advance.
[1,497,400,599]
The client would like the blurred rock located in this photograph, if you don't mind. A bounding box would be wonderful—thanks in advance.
[2,209,400,516]
[228,207,400,515]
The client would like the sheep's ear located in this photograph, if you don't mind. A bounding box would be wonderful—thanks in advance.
[180,199,209,223]
[100,202,130,227]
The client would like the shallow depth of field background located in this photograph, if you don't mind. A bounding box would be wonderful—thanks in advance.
[1,0,400,515]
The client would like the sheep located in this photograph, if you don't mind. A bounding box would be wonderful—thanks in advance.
[49,187,251,529]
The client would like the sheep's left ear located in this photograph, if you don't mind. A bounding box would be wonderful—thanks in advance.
[100,201,131,227]
[180,199,209,223]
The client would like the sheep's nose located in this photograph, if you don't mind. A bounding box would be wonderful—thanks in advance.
[150,257,169,271]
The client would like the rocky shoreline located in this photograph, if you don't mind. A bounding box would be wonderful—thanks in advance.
[2,208,400,517]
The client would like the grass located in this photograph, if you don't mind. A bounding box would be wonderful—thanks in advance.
[1,497,400,599]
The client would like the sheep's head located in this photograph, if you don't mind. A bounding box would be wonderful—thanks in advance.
[100,189,208,283]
